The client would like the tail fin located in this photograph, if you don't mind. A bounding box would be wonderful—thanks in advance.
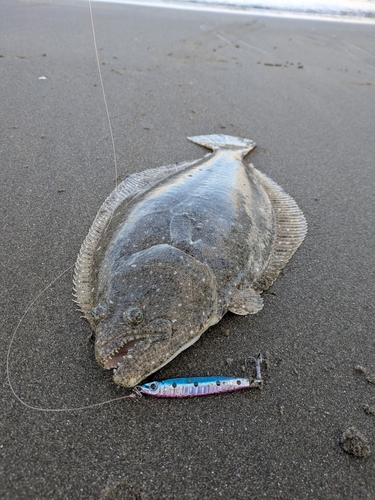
[187,134,256,157]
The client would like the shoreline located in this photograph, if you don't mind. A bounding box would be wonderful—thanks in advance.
[89,0,375,24]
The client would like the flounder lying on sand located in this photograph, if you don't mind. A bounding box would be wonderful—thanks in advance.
[73,135,307,387]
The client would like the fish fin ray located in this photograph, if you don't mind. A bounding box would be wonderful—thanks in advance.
[228,287,264,315]
[188,134,256,156]
[73,158,200,319]
[252,167,307,292]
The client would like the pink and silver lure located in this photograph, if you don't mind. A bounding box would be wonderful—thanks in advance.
[134,354,263,398]
[136,376,251,398]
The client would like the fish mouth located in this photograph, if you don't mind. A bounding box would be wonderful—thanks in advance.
[96,317,173,372]
[102,335,159,370]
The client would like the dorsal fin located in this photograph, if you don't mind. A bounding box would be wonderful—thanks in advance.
[73,158,200,323]
[252,167,307,292]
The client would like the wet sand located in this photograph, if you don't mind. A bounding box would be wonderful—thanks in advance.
[1,0,374,498]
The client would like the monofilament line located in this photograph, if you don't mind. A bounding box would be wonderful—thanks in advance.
[6,3,136,412]
[6,265,136,411]
[89,0,119,192]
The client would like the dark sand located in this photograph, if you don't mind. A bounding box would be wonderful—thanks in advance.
[1,0,374,498]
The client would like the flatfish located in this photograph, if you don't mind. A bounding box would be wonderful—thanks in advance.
[73,135,307,387]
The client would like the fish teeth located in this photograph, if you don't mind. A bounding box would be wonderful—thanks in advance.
[107,335,147,358]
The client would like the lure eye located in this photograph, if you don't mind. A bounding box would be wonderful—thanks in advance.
[149,382,158,391]
[123,307,144,325]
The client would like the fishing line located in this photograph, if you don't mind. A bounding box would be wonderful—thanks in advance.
[6,1,133,412]
[6,265,136,411]
[88,0,119,190]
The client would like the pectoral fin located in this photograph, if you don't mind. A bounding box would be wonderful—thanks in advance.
[228,288,264,315]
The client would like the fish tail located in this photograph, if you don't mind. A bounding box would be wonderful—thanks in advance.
[187,134,256,157]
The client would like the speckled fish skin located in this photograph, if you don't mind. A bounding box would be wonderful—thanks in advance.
[73,135,307,387]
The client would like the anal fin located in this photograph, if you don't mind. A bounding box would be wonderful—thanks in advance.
[228,288,264,315]
[252,167,307,292]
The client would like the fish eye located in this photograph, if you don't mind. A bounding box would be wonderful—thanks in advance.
[135,311,143,322]
[123,307,144,325]
[90,304,107,321]
[149,382,158,391]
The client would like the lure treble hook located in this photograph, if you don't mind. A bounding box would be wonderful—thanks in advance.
[244,352,263,390]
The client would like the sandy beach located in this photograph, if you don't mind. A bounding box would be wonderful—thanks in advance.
[1,0,374,498]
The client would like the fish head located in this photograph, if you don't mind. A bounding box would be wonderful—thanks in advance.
[93,244,218,387]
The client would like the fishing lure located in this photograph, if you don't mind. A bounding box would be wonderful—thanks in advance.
[133,354,263,398]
